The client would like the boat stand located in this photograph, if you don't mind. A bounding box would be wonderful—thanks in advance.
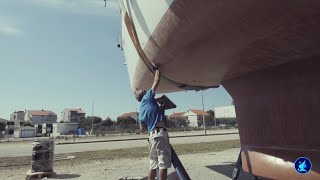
[156,95,190,180]
[232,150,242,180]
[171,145,191,180]
[232,150,259,180]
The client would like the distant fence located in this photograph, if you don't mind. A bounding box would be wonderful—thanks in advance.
[83,125,237,136]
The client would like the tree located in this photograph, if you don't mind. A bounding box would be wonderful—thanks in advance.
[101,117,114,127]
[205,116,216,127]
[79,118,91,130]
[205,110,216,127]
[92,116,102,124]
[165,119,176,128]
[216,118,237,126]
[207,110,215,117]
[0,122,5,131]
[79,116,102,130]
[116,116,136,129]
[170,117,189,128]
[22,121,33,127]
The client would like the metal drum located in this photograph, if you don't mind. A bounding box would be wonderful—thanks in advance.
[31,140,55,173]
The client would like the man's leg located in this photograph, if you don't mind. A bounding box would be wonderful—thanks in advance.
[157,131,171,180]
[148,169,157,180]
[159,169,167,180]
[149,136,159,180]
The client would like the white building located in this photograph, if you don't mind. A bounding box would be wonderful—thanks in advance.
[182,109,209,127]
[61,108,86,123]
[10,111,25,127]
[14,126,36,138]
[214,105,236,118]
[59,123,79,135]
[52,123,79,136]
[25,110,57,125]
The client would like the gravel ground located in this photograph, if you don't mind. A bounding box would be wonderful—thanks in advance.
[0,148,254,180]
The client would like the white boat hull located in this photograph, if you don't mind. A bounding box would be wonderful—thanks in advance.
[120,0,320,94]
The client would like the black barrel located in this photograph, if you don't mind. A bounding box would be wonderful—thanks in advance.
[31,140,54,173]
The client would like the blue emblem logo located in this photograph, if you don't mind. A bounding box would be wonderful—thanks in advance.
[294,157,312,174]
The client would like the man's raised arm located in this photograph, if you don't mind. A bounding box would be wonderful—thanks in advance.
[152,69,160,91]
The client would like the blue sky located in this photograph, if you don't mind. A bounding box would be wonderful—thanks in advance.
[0,0,233,121]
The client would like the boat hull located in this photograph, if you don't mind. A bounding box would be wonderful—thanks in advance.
[120,0,320,179]
[223,59,320,179]
[121,0,320,93]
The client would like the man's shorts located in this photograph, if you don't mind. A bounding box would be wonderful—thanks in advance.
[148,129,172,170]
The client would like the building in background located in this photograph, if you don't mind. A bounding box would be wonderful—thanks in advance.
[214,105,236,118]
[15,126,36,138]
[0,118,9,134]
[120,112,139,121]
[61,108,86,123]
[25,110,57,125]
[0,118,9,124]
[168,112,185,119]
[54,123,79,136]
[10,111,26,127]
[182,109,209,127]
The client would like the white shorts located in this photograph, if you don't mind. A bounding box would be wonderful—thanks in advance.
[148,129,172,170]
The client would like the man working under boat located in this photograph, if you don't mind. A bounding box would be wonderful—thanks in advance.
[135,66,171,180]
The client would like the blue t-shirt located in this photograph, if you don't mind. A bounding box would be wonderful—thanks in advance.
[139,88,165,132]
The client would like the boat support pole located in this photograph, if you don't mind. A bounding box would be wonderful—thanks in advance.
[232,150,260,180]
[171,145,191,180]
[232,150,242,180]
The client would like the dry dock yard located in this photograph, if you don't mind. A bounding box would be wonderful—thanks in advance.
[0,130,256,180]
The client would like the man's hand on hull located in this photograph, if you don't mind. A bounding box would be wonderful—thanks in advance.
[151,63,158,71]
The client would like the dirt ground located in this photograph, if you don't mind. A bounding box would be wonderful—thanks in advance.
[0,129,238,145]
[0,148,254,180]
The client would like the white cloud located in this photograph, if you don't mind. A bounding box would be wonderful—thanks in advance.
[0,26,22,36]
[0,17,23,36]
[29,0,119,16]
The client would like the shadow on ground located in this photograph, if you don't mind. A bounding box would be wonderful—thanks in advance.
[122,164,251,180]
[118,172,179,180]
[168,172,180,180]
[206,163,254,180]
[166,165,253,180]
[53,174,81,179]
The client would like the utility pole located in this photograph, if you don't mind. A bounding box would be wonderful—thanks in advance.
[7,126,9,142]
[213,104,217,129]
[91,100,94,136]
[136,106,138,126]
[201,90,206,135]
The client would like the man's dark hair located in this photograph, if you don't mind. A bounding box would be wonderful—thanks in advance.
[135,90,145,102]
